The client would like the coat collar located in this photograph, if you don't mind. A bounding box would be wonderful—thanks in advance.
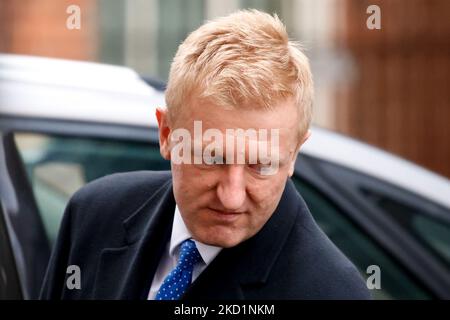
[122,177,174,245]
[93,176,175,299]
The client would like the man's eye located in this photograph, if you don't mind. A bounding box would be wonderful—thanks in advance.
[203,155,224,165]
[248,163,271,174]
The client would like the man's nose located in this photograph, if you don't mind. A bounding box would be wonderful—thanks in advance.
[216,165,246,211]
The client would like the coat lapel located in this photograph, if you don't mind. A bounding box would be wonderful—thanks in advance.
[93,178,175,299]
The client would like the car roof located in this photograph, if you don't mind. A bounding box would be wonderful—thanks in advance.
[1,54,449,209]
[0,54,163,127]
[302,127,450,209]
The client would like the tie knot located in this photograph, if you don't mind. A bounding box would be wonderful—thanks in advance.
[178,239,203,269]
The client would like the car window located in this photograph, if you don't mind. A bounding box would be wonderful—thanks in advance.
[293,177,432,299]
[359,186,450,269]
[14,132,170,245]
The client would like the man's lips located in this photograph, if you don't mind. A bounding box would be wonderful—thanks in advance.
[208,208,245,221]
[209,208,245,215]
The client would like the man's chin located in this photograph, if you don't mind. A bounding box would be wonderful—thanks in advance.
[192,228,246,248]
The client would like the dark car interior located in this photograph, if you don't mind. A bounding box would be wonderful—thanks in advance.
[0,200,23,299]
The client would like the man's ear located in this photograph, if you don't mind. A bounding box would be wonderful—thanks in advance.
[288,130,311,177]
[156,108,171,160]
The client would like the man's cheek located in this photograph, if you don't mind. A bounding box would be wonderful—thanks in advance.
[249,179,280,200]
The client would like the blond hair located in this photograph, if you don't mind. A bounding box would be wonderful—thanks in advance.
[165,9,314,137]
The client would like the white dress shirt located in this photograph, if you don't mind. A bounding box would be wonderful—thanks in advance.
[148,205,222,300]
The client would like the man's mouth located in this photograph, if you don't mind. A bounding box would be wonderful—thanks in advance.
[208,208,244,221]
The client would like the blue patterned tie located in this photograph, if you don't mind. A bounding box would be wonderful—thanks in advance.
[155,239,203,300]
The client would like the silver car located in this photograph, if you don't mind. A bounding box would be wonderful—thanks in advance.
[1,54,449,299]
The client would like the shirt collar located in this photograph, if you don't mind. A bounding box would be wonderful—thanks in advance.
[170,205,222,265]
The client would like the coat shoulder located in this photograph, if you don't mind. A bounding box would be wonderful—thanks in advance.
[67,170,172,240]
[73,170,171,203]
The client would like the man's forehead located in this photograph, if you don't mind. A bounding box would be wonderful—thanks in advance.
[188,134,290,163]
[179,96,298,124]
[170,100,300,149]
[187,125,296,144]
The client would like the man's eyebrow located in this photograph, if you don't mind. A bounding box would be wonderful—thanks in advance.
[190,149,286,165]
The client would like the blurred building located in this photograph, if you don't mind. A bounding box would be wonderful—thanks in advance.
[335,0,450,179]
[0,0,98,60]
[1,0,449,178]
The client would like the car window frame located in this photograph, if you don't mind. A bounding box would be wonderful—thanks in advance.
[0,196,24,299]
[294,154,450,298]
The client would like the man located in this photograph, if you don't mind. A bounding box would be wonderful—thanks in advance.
[40,9,370,300]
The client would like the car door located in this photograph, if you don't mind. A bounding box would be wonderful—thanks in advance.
[0,130,50,299]
[0,200,23,299]
[1,116,170,299]
[293,154,450,299]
